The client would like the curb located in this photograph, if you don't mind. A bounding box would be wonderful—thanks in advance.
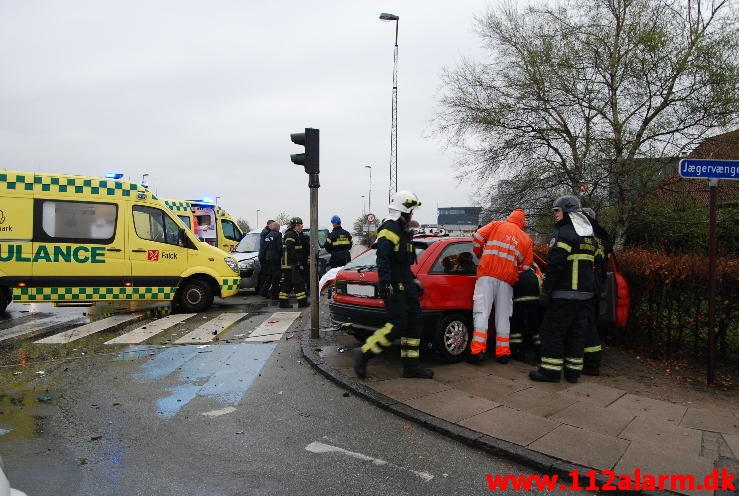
[300,329,679,496]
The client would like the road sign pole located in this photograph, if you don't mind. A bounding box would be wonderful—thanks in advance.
[707,178,718,384]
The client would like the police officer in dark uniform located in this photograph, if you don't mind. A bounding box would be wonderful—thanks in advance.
[299,228,311,295]
[530,195,597,383]
[258,220,275,297]
[279,217,309,309]
[353,190,433,380]
[325,215,353,268]
[263,221,282,301]
[510,265,543,362]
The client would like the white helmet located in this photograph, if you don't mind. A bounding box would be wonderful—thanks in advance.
[388,190,421,218]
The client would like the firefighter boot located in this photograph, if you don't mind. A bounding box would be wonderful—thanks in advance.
[297,299,309,308]
[529,369,561,383]
[402,366,434,379]
[465,353,485,365]
[353,348,371,379]
[279,300,292,309]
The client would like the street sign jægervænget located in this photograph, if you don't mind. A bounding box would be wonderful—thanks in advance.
[678,159,738,180]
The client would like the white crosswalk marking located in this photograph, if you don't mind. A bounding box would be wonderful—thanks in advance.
[35,314,142,344]
[173,312,247,344]
[243,312,300,342]
[0,315,85,343]
[104,313,196,345]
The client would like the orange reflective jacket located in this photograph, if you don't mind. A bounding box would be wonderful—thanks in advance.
[471,209,533,285]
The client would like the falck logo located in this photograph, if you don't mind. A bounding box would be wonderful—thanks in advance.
[147,250,160,261]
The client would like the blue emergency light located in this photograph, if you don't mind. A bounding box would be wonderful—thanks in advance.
[106,172,124,179]
[201,197,214,204]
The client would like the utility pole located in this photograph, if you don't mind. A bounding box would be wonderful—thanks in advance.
[380,13,399,203]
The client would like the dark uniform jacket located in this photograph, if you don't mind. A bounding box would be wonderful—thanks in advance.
[282,228,304,269]
[513,266,541,303]
[542,218,597,300]
[584,214,609,295]
[258,226,271,263]
[263,230,282,262]
[374,218,416,286]
[325,226,353,266]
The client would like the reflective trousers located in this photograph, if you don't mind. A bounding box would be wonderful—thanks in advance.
[279,267,307,303]
[359,286,422,368]
[472,276,513,356]
[537,299,592,380]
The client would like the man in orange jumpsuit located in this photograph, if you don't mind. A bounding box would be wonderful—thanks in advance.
[470,209,533,364]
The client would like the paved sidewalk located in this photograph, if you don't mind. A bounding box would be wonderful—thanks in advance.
[302,331,739,496]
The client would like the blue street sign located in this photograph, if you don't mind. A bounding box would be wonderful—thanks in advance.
[679,159,739,180]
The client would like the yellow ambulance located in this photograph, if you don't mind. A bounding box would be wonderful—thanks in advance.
[188,200,243,253]
[0,171,241,314]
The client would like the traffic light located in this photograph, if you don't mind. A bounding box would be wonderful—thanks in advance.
[290,128,319,174]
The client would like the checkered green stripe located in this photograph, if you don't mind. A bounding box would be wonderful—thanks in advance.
[163,200,192,213]
[0,172,143,197]
[221,278,240,291]
[12,287,177,302]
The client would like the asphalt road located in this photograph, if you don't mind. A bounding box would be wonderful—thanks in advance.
[0,294,579,496]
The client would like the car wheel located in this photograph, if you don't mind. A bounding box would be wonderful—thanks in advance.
[178,279,214,312]
[0,287,11,314]
[432,313,471,363]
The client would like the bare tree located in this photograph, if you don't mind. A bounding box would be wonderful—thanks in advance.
[435,0,738,249]
[274,211,291,227]
[236,218,250,234]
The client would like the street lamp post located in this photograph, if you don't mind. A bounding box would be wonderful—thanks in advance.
[364,165,372,215]
[379,12,399,204]
[256,209,261,228]
[215,196,221,206]
[141,173,149,188]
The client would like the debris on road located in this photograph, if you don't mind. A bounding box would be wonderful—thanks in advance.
[35,371,45,375]
[37,395,53,402]
[90,435,102,441]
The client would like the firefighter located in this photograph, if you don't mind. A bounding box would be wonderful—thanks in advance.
[279,217,309,309]
[581,207,609,376]
[530,195,597,383]
[258,219,276,297]
[263,221,282,301]
[353,190,433,379]
[469,209,533,364]
[510,264,543,362]
[325,215,353,268]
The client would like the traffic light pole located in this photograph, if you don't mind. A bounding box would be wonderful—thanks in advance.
[309,173,320,339]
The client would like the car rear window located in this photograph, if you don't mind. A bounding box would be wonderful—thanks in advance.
[429,242,479,275]
[343,244,427,271]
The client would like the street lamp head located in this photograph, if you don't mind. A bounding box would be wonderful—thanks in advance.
[379,13,399,21]
[365,165,372,169]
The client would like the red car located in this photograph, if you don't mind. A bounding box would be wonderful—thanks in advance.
[329,236,630,362]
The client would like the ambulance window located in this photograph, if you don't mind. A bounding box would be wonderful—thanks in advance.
[133,206,182,246]
[178,215,191,229]
[39,200,117,243]
[221,220,241,241]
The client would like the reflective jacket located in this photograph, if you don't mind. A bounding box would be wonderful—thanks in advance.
[282,228,304,269]
[325,226,353,267]
[374,218,416,285]
[472,209,533,285]
[513,266,542,304]
[542,218,597,299]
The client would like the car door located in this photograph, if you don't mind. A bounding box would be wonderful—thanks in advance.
[420,241,478,310]
[219,218,242,253]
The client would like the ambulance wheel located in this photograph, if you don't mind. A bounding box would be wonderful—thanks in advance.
[178,279,214,312]
[431,313,471,363]
[0,287,10,314]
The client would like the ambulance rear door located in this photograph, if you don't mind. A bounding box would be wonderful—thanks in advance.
[0,172,35,288]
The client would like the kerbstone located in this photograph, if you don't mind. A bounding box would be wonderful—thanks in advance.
[459,406,560,446]
[529,424,629,470]
[550,401,635,437]
[405,389,499,423]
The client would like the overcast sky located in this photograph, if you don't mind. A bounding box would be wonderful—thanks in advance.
[0,0,495,228]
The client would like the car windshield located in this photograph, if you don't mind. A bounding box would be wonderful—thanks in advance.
[343,243,428,271]
[234,232,260,253]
